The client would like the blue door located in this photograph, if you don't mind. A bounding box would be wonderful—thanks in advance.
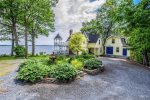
[123,48,127,56]
[106,47,113,55]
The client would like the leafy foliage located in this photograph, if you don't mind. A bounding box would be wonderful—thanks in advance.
[76,52,95,60]
[130,51,143,64]
[56,55,67,61]
[71,59,83,70]
[13,45,26,57]
[0,0,57,57]
[112,0,150,65]
[55,55,70,64]
[84,58,102,70]
[68,32,87,55]
[16,60,51,83]
[49,63,77,82]
[81,2,115,55]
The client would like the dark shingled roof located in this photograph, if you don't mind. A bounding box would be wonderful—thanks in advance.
[54,34,62,40]
[87,33,100,43]
[121,38,127,46]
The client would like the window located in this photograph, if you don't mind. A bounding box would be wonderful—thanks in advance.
[112,39,115,44]
[99,40,101,44]
[116,47,119,52]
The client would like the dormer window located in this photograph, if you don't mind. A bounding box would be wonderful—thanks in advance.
[112,39,115,44]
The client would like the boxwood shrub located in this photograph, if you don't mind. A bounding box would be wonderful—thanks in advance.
[84,58,102,70]
[16,60,51,83]
[13,45,26,57]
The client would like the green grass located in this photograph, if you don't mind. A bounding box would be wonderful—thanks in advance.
[29,55,49,60]
[0,55,49,61]
[0,56,16,61]
[0,55,50,77]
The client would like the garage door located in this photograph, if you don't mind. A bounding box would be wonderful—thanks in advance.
[123,48,127,56]
[106,47,113,55]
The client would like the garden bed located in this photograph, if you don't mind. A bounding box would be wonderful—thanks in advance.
[16,53,104,84]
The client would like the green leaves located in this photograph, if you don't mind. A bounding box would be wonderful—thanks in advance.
[71,59,83,70]
[16,59,51,83]
[84,58,102,70]
[49,63,77,82]
[68,32,87,54]
[13,45,26,57]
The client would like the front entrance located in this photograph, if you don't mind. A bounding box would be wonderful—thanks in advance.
[89,48,94,54]
[106,47,113,55]
[123,48,127,56]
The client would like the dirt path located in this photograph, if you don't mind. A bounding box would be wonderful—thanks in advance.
[0,57,150,100]
[0,59,24,95]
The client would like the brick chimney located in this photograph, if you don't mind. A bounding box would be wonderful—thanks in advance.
[69,29,73,36]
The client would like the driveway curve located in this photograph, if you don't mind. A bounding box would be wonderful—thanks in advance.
[0,57,150,100]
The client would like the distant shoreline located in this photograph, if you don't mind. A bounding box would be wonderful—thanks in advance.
[0,45,54,46]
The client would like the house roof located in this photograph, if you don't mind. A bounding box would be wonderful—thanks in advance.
[107,35,128,47]
[121,38,127,46]
[86,33,100,43]
[54,34,62,40]
[66,32,100,43]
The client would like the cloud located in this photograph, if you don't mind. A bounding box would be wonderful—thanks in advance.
[0,0,105,45]
[54,0,105,25]
[51,0,105,44]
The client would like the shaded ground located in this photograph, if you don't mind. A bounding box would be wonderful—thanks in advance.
[0,57,150,100]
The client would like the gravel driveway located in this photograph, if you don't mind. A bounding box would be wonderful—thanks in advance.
[0,57,150,100]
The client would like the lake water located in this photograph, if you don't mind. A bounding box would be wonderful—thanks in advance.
[0,45,54,55]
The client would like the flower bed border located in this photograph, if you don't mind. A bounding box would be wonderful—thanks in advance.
[40,71,87,84]
[83,65,104,75]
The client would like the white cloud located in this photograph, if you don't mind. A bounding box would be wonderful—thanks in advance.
[0,0,105,45]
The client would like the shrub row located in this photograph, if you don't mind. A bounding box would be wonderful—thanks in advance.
[84,58,102,70]
[16,53,103,83]
[16,59,77,83]
[16,60,50,82]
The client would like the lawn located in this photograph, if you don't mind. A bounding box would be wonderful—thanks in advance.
[0,55,49,77]
[0,55,49,61]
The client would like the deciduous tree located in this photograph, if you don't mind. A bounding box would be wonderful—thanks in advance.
[68,32,86,55]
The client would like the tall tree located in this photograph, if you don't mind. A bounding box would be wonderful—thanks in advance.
[0,0,21,46]
[29,0,55,56]
[0,0,22,55]
[81,2,115,55]
[113,0,150,66]
[18,0,55,58]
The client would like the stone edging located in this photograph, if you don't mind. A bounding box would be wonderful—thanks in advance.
[39,65,104,84]
[83,65,104,75]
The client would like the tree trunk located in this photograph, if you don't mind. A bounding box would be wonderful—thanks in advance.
[31,29,35,56]
[25,23,28,58]
[12,18,18,46]
[11,33,15,56]
[77,51,79,56]
[142,51,149,66]
[102,38,107,56]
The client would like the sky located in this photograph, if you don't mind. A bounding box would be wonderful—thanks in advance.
[0,0,140,45]
[0,0,105,45]
[134,0,140,4]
